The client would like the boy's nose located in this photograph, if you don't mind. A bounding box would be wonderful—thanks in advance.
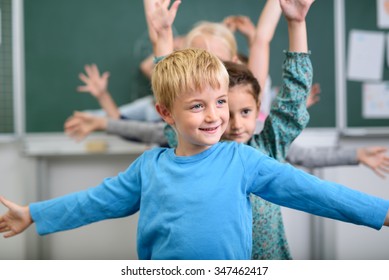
[205,106,218,122]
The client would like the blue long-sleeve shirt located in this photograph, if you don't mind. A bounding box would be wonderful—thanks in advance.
[30,142,389,260]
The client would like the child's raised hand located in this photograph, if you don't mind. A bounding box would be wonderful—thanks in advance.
[149,0,181,35]
[77,64,110,99]
[0,196,33,238]
[64,111,107,142]
[357,147,389,178]
[223,16,238,32]
[234,16,256,46]
[279,0,314,23]
[223,15,255,46]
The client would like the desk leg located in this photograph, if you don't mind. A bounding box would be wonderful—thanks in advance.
[25,157,52,259]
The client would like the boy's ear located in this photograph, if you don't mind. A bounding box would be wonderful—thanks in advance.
[155,103,175,125]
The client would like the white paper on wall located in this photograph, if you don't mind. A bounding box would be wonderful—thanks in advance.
[347,30,385,82]
[362,82,389,118]
[377,0,389,28]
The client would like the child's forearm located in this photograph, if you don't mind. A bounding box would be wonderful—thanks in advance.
[155,29,174,57]
[248,0,282,93]
[106,119,167,145]
[96,92,120,119]
[288,20,308,53]
[254,0,282,45]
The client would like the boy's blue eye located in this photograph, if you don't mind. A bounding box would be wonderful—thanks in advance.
[191,104,203,110]
[217,99,227,105]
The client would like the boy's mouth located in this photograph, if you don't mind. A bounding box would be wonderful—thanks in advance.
[199,125,220,133]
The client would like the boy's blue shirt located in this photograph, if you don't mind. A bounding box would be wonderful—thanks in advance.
[164,52,312,259]
[30,141,389,260]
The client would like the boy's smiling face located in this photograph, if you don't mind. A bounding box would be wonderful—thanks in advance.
[157,84,229,156]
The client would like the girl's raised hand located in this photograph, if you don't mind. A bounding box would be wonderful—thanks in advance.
[279,0,314,22]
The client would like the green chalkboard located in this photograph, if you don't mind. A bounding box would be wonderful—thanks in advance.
[24,0,335,132]
[0,0,14,134]
[345,0,389,130]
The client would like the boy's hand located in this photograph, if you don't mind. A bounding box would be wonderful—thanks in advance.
[77,64,110,100]
[280,0,314,23]
[0,196,33,238]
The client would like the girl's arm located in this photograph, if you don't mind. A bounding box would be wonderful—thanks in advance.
[248,0,282,91]
[281,0,310,53]
[254,0,314,160]
[106,119,168,146]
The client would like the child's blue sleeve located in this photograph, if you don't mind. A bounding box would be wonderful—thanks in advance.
[30,157,143,235]
[245,152,389,230]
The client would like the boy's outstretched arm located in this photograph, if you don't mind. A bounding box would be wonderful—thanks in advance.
[0,196,33,238]
[77,64,120,119]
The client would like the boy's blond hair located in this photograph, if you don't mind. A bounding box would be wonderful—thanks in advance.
[185,21,238,61]
[152,48,229,111]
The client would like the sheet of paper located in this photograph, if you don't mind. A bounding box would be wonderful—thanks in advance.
[377,0,389,28]
[362,82,389,118]
[347,30,385,82]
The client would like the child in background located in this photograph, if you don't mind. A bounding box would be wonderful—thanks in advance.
[76,64,161,123]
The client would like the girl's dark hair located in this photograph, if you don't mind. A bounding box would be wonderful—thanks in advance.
[223,60,261,103]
